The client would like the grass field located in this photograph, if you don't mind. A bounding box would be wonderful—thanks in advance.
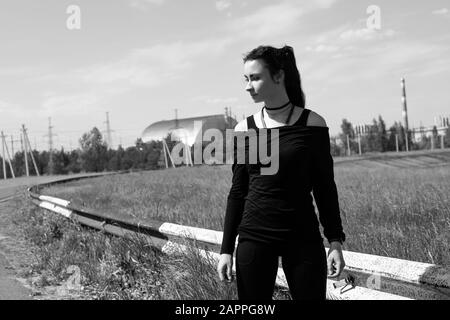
[9,150,448,300]
[41,151,450,266]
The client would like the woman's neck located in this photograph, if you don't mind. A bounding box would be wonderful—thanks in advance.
[264,101,291,116]
[264,92,291,115]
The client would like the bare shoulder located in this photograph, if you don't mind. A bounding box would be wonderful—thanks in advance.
[307,110,327,127]
[234,118,248,132]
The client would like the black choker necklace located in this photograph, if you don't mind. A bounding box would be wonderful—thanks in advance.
[265,101,291,110]
[261,103,295,129]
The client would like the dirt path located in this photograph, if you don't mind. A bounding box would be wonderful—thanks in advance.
[0,198,33,300]
[0,173,113,300]
[0,249,31,300]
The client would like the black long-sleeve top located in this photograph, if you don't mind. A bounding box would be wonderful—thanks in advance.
[220,111,346,255]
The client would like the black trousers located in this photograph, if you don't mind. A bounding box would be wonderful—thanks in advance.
[236,239,327,300]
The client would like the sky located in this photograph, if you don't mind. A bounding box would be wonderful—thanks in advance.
[0,0,449,151]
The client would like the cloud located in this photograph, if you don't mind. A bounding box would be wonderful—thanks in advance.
[0,99,30,119]
[78,38,232,88]
[0,100,15,112]
[41,92,101,117]
[302,40,450,85]
[311,20,396,46]
[306,44,340,53]
[130,0,165,10]
[192,96,238,104]
[207,97,238,104]
[216,0,232,12]
[339,28,395,41]
[17,37,235,120]
[300,23,396,64]
[226,0,339,41]
[432,8,448,15]
[226,3,305,40]
[312,0,339,9]
[0,66,40,78]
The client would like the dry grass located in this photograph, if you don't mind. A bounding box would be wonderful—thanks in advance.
[335,165,450,265]
[15,156,449,299]
[42,161,450,266]
[12,196,292,299]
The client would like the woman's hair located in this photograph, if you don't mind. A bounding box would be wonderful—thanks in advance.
[243,45,305,108]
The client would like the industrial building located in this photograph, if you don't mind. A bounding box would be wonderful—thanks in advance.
[141,110,237,146]
[412,115,449,141]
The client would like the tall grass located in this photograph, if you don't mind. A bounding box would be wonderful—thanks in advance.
[42,163,450,266]
[43,166,231,230]
[335,166,450,265]
[18,161,448,299]
[12,197,244,299]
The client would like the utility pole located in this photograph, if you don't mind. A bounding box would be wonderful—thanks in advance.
[346,134,351,156]
[174,109,179,129]
[163,140,168,169]
[1,131,15,179]
[1,132,5,180]
[355,125,362,155]
[22,126,29,177]
[162,139,175,169]
[104,112,113,149]
[22,125,40,176]
[10,135,14,157]
[358,132,362,155]
[401,78,409,152]
[395,134,399,152]
[47,117,55,175]
[224,107,229,127]
[26,128,40,177]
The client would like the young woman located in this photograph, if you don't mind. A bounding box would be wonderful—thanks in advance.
[217,45,346,300]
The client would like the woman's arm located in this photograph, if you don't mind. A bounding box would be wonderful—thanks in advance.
[311,128,346,245]
[220,120,250,254]
[310,127,346,277]
[220,162,248,254]
[218,129,249,282]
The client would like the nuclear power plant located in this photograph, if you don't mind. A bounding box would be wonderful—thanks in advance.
[141,107,237,146]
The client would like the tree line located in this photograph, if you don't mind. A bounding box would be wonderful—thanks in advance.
[329,116,450,157]
[0,127,164,178]
[1,119,450,178]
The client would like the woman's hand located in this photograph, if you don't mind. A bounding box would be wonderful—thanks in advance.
[327,242,345,278]
[217,253,234,282]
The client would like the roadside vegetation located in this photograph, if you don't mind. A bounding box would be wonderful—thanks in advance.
[12,197,292,299]
[10,153,450,299]
[41,160,450,266]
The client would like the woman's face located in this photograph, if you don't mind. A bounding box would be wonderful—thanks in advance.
[243,59,282,103]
